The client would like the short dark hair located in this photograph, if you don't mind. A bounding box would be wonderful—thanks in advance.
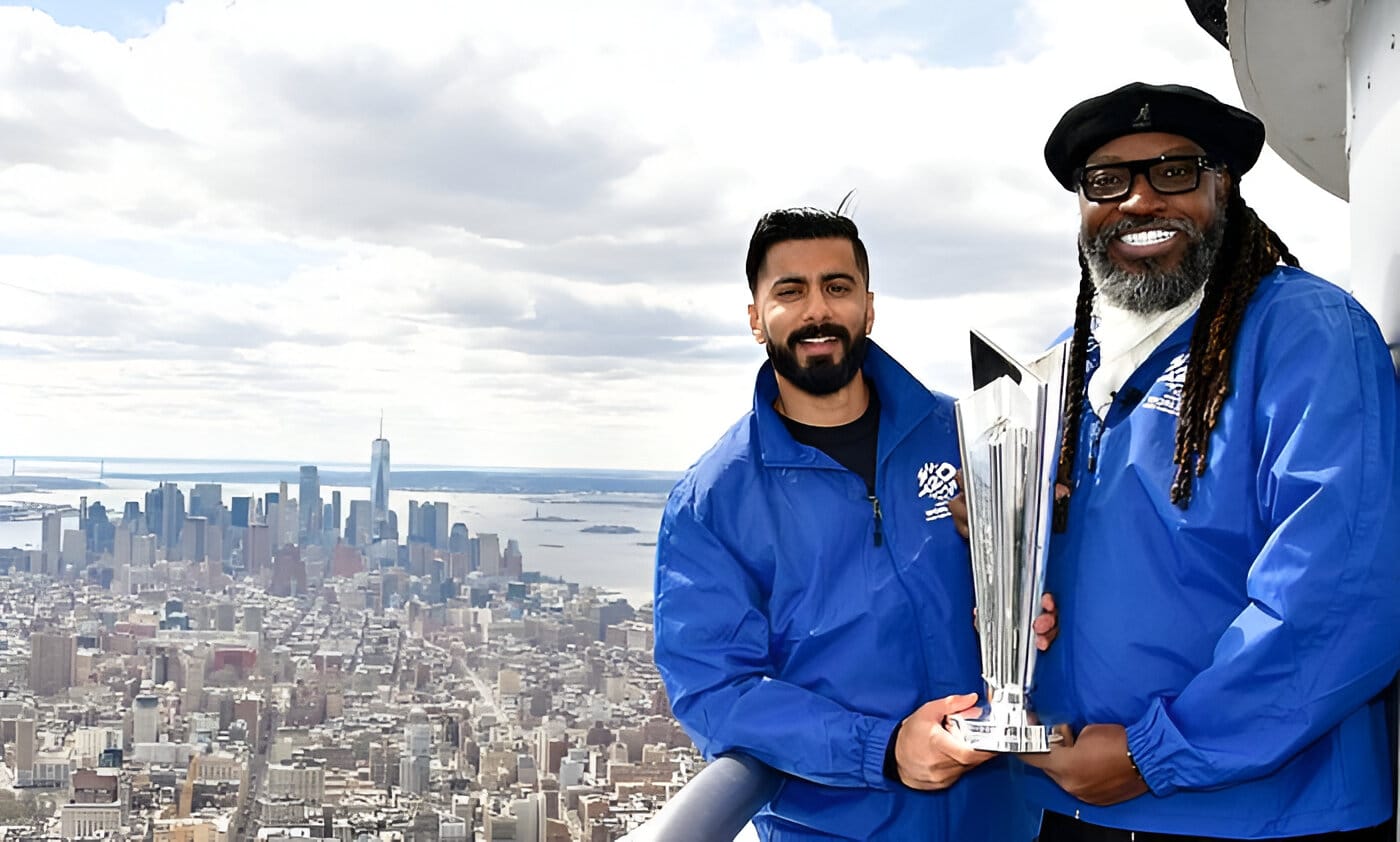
[744,207,870,293]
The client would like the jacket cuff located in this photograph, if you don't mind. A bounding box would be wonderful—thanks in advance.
[862,717,900,790]
[1125,698,1183,797]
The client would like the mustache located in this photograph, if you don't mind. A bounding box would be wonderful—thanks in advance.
[785,323,852,349]
[1084,216,1201,253]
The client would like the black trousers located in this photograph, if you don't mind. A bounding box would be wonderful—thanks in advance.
[1038,811,1394,842]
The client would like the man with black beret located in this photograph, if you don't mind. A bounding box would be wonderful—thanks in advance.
[1020,81,1400,840]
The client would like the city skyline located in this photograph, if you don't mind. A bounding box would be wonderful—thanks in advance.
[0,0,1350,472]
[0,411,676,837]
[0,428,667,609]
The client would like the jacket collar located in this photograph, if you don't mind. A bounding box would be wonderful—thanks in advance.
[752,340,938,469]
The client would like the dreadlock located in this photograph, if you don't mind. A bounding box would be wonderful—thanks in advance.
[1053,186,1300,531]
[1052,250,1098,532]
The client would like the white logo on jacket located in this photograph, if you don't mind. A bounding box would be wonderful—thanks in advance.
[917,461,959,522]
[1142,352,1189,417]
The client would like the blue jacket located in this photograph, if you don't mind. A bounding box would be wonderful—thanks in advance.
[654,341,1036,841]
[1028,267,1400,836]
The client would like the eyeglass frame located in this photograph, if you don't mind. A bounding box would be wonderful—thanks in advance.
[1074,154,1223,202]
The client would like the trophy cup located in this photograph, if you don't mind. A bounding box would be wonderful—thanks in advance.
[948,331,1068,752]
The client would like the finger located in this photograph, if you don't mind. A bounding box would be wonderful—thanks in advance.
[1041,593,1056,613]
[1052,723,1075,748]
[929,721,994,767]
[949,496,969,539]
[949,470,969,538]
[1054,483,1070,501]
[1033,614,1054,633]
[928,693,980,717]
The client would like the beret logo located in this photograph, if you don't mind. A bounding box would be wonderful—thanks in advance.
[1132,102,1152,128]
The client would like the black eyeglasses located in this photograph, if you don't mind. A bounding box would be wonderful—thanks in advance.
[1076,155,1221,202]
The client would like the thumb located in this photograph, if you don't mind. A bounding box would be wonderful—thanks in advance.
[926,693,980,718]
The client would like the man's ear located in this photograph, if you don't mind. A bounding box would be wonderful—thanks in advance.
[865,293,875,336]
[748,304,764,344]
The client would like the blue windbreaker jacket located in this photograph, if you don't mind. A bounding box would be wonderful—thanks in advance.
[1027,267,1400,836]
[654,342,1036,841]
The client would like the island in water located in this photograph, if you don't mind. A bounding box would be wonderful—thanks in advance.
[581,524,640,535]
[524,508,584,523]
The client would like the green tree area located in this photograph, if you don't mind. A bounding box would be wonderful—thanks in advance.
[0,790,52,823]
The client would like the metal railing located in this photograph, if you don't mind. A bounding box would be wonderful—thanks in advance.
[623,753,782,842]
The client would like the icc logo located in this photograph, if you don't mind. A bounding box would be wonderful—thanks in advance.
[917,461,959,522]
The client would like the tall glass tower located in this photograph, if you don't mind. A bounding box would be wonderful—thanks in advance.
[370,429,391,542]
[298,465,320,544]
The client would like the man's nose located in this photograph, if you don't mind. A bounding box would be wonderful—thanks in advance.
[1118,173,1169,215]
[801,290,834,322]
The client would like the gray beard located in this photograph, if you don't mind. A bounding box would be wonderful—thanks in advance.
[1081,211,1226,313]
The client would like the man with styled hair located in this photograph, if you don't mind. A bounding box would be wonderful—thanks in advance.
[653,206,1045,840]
[1021,82,1400,840]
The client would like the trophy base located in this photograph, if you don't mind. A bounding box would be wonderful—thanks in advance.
[948,704,1056,753]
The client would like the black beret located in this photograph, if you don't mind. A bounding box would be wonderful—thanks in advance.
[1044,82,1266,191]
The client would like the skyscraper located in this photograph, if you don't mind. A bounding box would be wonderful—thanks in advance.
[478,533,501,577]
[181,516,208,563]
[14,718,35,783]
[132,695,160,745]
[28,632,76,696]
[161,482,184,559]
[84,502,114,555]
[230,497,252,529]
[371,431,391,541]
[512,792,547,842]
[399,706,432,795]
[448,523,469,553]
[122,501,143,535]
[503,539,523,580]
[40,510,64,576]
[298,466,321,544]
[190,483,223,519]
[346,500,371,548]
[434,504,450,551]
[330,490,342,538]
[245,524,272,574]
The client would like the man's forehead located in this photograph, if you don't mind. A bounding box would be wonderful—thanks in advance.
[762,238,859,271]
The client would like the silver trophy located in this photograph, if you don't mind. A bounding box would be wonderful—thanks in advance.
[948,331,1068,753]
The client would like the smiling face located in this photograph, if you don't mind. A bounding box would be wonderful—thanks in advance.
[748,237,874,397]
[1078,131,1231,313]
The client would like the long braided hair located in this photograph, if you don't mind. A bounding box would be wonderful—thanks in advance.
[1053,185,1300,530]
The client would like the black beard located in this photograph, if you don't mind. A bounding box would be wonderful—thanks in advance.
[1081,210,1226,313]
[766,322,868,397]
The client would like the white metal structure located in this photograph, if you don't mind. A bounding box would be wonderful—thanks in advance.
[1227,0,1400,370]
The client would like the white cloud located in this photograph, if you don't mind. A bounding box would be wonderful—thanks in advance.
[0,0,1353,470]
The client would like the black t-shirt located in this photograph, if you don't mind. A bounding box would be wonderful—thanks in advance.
[779,388,880,495]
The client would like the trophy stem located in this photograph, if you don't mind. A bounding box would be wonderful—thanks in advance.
[947,685,1054,753]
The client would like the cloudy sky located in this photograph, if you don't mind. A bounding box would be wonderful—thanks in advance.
[0,0,1349,472]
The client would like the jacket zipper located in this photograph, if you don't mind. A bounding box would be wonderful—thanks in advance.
[869,495,883,547]
[1088,423,1104,473]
